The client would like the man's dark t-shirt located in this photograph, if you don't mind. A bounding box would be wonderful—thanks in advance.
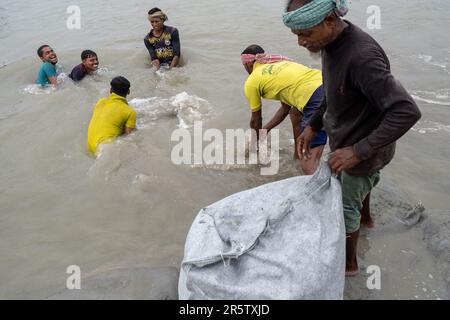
[69,63,88,81]
[309,21,421,176]
[144,26,181,64]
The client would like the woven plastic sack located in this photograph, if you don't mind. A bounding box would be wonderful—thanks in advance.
[179,164,345,300]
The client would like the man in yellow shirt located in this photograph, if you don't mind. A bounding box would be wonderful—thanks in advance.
[242,44,327,175]
[87,76,137,155]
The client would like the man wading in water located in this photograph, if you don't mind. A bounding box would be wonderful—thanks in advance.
[283,0,421,276]
[144,7,181,71]
[241,44,327,175]
[87,76,137,156]
[36,45,58,88]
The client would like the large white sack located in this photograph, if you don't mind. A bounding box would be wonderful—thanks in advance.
[179,164,346,300]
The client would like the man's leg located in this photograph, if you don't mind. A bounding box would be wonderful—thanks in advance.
[360,192,375,229]
[291,107,324,174]
[345,229,360,276]
[296,85,327,174]
[340,171,380,276]
[299,145,324,175]
[298,125,327,175]
[289,108,302,160]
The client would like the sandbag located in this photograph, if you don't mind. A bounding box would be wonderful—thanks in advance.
[179,164,346,300]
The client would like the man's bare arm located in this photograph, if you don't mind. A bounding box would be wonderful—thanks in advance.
[48,76,58,87]
[263,103,291,132]
[170,56,180,68]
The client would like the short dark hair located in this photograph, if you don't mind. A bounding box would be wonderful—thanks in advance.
[111,76,131,97]
[81,50,97,60]
[241,45,265,55]
[37,45,50,58]
[148,7,162,15]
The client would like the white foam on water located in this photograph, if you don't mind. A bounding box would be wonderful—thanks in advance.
[412,95,450,106]
[57,72,67,81]
[96,67,110,75]
[417,54,449,74]
[155,64,171,78]
[129,92,212,129]
[154,66,190,86]
[411,89,450,106]
[170,92,211,128]
[23,84,55,95]
[412,120,450,134]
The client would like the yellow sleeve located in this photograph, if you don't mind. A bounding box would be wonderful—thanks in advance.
[126,109,137,129]
[245,84,262,112]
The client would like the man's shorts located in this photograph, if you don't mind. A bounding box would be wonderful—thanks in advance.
[340,171,381,233]
[301,85,327,148]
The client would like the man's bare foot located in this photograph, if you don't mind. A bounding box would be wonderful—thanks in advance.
[345,246,360,277]
[345,230,360,277]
